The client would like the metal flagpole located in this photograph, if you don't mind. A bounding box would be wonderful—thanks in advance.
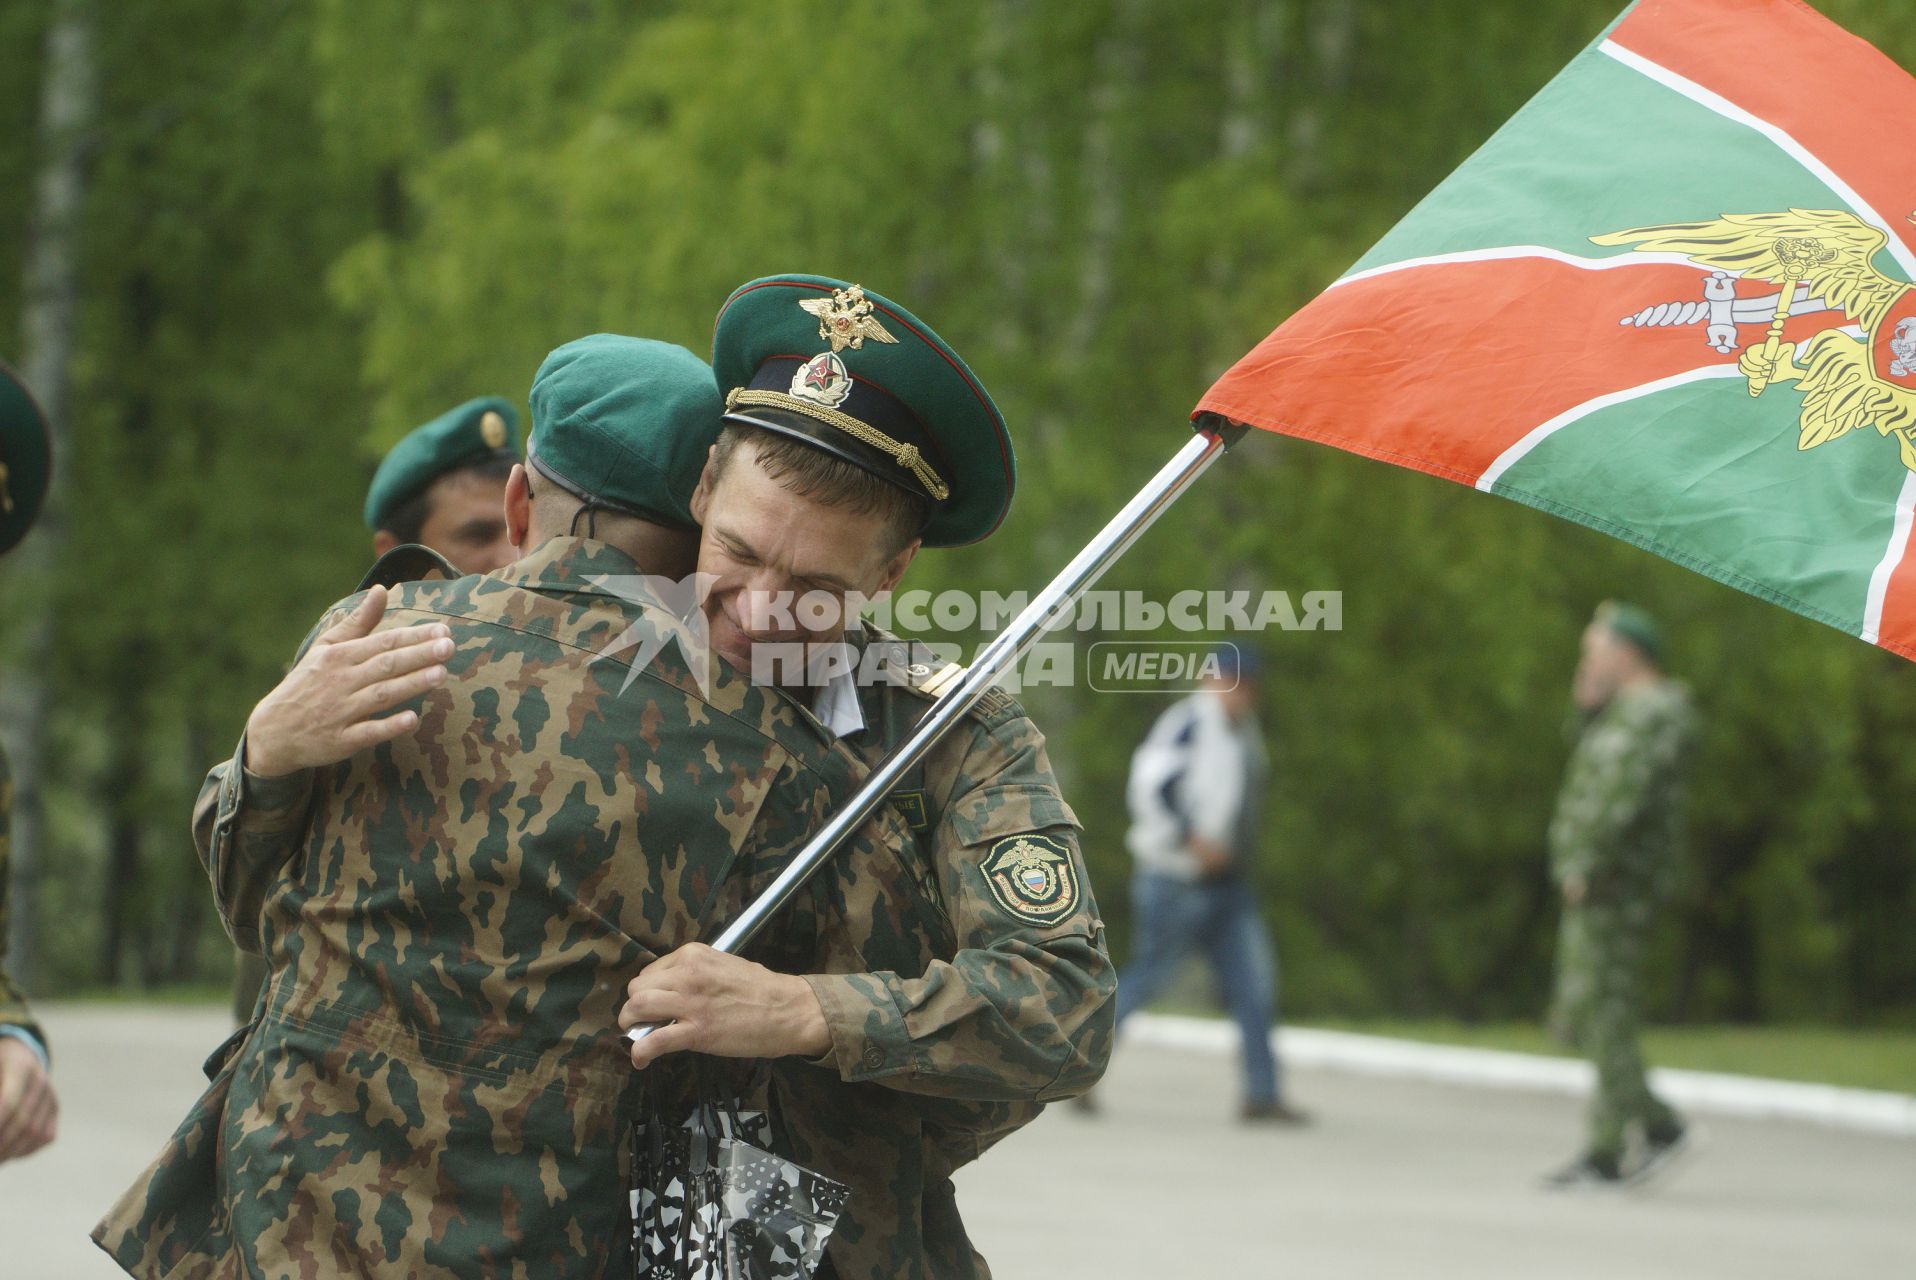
[628,416,1247,1044]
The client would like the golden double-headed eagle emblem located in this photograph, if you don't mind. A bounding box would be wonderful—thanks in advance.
[1597,209,1916,470]
[799,284,899,353]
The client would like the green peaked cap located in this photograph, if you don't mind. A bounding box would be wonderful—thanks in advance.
[363,396,520,530]
[0,360,50,555]
[527,334,722,529]
[712,275,1016,547]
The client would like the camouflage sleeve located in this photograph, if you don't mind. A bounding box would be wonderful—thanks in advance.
[1547,691,1691,891]
[0,744,46,1057]
[191,739,318,954]
[191,606,345,953]
[802,714,1116,1103]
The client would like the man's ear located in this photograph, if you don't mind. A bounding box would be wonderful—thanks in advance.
[504,463,533,550]
[371,529,398,557]
[873,539,920,597]
[689,446,721,526]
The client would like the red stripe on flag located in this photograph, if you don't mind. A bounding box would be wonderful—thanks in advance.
[1197,255,1841,485]
[1872,501,1916,658]
[1611,0,1916,262]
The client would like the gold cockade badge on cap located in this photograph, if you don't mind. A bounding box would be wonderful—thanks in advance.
[480,410,508,449]
[799,284,899,353]
[790,352,853,408]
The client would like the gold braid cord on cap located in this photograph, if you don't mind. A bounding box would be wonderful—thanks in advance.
[726,387,951,502]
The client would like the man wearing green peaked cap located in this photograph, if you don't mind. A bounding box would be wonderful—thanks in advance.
[617,277,1113,1280]
[0,359,58,1167]
[365,395,522,574]
[100,332,926,1277]
[711,276,1015,548]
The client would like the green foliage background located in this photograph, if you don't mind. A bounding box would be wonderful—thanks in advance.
[2,0,1913,1024]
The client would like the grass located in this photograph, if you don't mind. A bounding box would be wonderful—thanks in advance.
[1299,1018,1916,1096]
[55,982,232,1007]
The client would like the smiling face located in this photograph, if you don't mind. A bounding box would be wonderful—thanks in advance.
[689,434,919,679]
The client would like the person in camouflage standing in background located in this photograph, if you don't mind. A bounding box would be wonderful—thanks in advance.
[1543,600,1697,1190]
[0,360,57,1165]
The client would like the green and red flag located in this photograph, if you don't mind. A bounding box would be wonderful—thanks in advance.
[1199,0,1916,656]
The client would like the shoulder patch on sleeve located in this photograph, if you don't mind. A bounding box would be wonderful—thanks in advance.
[981,833,1081,925]
[891,790,931,831]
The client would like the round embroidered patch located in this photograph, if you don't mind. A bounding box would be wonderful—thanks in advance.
[982,833,1080,925]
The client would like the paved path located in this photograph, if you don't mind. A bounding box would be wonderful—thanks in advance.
[6,1005,1911,1278]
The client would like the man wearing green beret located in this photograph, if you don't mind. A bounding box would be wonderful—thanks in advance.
[97,334,920,1277]
[228,395,528,1022]
[616,277,1115,1280]
[0,360,58,1166]
[365,394,522,574]
[1543,600,1698,1190]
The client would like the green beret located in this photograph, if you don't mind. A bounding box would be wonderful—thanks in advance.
[526,334,722,529]
[1595,599,1663,665]
[0,360,50,556]
[363,396,520,531]
[712,275,1015,547]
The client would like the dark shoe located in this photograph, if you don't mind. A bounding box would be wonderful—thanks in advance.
[1542,1151,1624,1190]
[1240,1100,1311,1126]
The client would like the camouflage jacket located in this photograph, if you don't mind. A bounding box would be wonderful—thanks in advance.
[760,624,1116,1280]
[1548,678,1698,907]
[94,537,914,1280]
[0,743,46,1054]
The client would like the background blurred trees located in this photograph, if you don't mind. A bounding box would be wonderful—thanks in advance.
[2,0,1912,1024]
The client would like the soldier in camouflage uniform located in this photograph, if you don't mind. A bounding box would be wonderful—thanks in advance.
[0,359,57,1164]
[1543,600,1697,1190]
[618,277,1115,1279]
[94,334,919,1277]
[230,396,526,1024]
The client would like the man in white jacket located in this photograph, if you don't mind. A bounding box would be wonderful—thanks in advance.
[1107,646,1305,1123]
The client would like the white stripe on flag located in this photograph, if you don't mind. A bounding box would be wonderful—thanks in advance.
[1600,39,1916,282]
[1860,470,1916,644]
[1330,244,1693,290]
[1474,364,1746,492]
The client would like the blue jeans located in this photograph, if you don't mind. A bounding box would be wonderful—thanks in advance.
[1114,871,1281,1105]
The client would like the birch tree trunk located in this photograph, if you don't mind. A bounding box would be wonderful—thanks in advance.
[4,0,95,992]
